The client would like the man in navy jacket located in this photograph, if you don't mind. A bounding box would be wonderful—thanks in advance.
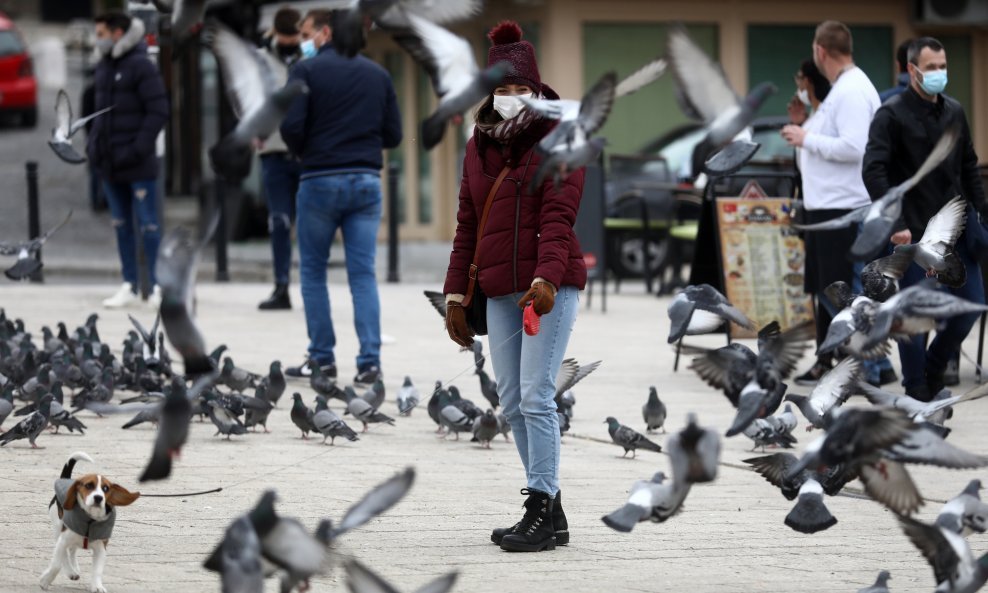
[280,9,402,386]
[87,12,168,309]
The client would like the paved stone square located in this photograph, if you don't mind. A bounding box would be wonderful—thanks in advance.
[1,282,986,593]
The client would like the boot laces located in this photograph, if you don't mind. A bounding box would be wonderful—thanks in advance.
[517,488,549,535]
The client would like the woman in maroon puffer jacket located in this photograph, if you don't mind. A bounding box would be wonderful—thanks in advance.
[443,21,586,553]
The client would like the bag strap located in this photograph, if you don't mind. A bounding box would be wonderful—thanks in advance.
[463,166,511,307]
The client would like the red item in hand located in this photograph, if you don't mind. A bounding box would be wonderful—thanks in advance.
[523,302,541,336]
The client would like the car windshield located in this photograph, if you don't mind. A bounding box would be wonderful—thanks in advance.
[751,127,794,162]
[0,31,25,57]
[648,128,707,178]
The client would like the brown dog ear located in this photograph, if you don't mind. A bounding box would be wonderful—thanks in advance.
[105,482,140,507]
[63,481,81,510]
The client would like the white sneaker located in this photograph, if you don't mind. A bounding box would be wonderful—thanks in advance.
[148,285,162,309]
[103,282,138,309]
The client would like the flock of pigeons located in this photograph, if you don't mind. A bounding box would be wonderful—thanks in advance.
[653,127,988,591]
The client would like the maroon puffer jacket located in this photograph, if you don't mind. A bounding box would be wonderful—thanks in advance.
[443,116,587,298]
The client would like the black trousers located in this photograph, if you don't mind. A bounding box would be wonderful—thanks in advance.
[802,208,858,352]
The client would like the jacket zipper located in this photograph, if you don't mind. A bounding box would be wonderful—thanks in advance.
[513,150,536,294]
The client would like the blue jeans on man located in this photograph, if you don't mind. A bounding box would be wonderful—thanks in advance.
[897,240,984,395]
[260,154,300,286]
[297,172,382,372]
[486,286,579,496]
[103,179,160,288]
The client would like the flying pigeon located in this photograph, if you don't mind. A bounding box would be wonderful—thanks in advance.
[0,210,73,281]
[666,26,776,155]
[856,382,982,426]
[937,479,988,536]
[345,559,458,593]
[785,357,862,429]
[605,416,662,458]
[393,14,510,149]
[554,358,601,418]
[666,412,720,486]
[218,515,263,593]
[333,0,482,58]
[794,125,960,261]
[47,89,112,164]
[205,22,309,179]
[667,283,754,343]
[898,513,988,593]
[642,386,666,433]
[601,471,690,532]
[140,374,215,482]
[743,418,796,451]
[864,281,988,351]
[156,221,218,376]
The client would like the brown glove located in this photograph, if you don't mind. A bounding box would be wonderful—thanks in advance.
[445,301,474,347]
[517,280,555,315]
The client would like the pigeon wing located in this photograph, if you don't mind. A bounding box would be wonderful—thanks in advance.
[402,12,476,99]
[206,23,270,119]
[422,290,447,318]
[54,89,72,136]
[344,559,401,593]
[376,0,482,28]
[615,58,666,98]
[887,427,988,469]
[859,458,923,515]
[555,358,601,397]
[898,515,966,587]
[666,26,738,123]
[27,209,73,252]
[793,206,868,231]
[809,357,861,412]
[577,71,617,136]
[413,572,459,593]
[868,249,913,280]
[335,467,415,536]
[743,452,801,490]
[919,195,966,247]
[68,105,113,137]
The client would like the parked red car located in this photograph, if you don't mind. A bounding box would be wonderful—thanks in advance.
[0,13,37,127]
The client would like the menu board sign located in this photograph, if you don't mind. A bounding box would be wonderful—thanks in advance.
[715,198,814,339]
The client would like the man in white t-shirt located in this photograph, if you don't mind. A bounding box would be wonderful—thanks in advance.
[781,21,883,385]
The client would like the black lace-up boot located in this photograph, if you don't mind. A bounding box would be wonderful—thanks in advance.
[491,489,568,545]
[499,489,556,552]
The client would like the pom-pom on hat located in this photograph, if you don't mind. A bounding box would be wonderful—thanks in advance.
[487,20,541,92]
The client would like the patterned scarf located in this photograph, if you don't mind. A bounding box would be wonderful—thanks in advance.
[476,94,543,142]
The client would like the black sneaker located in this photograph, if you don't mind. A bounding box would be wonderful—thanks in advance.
[879,368,898,386]
[286,358,337,379]
[353,365,381,386]
[794,360,832,386]
[905,383,932,403]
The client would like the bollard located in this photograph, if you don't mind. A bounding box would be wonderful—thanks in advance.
[386,161,400,283]
[25,161,42,283]
[215,177,229,282]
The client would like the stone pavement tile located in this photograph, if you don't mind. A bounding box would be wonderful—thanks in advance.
[0,282,986,592]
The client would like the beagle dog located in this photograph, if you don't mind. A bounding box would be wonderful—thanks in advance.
[40,452,140,593]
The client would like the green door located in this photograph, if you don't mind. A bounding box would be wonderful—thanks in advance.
[583,23,719,156]
[747,24,893,118]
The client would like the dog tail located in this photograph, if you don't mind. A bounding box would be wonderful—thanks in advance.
[61,451,94,479]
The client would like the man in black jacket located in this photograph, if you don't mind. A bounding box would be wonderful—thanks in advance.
[87,12,169,309]
[280,9,402,385]
[862,36,987,401]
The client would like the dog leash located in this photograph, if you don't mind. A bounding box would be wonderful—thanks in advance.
[140,487,223,497]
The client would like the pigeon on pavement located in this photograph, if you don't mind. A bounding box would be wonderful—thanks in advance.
[361,378,386,410]
[666,412,720,486]
[47,89,112,164]
[605,416,662,458]
[312,395,359,446]
[937,479,988,536]
[642,386,666,433]
[208,399,247,439]
[244,384,274,433]
[794,125,960,261]
[0,394,51,448]
[345,558,458,593]
[205,22,308,180]
[345,386,396,432]
[258,361,286,407]
[396,376,420,416]
[0,384,13,428]
[0,210,73,281]
[667,283,754,343]
[898,513,988,593]
[290,392,315,439]
[393,13,510,149]
[471,409,499,448]
[601,472,690,532]
[438,389,473,440]
[856,570,891,593]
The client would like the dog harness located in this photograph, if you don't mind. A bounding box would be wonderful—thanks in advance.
[54,478,115,549]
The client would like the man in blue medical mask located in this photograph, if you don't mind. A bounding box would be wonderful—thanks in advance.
[298,10,330,59]
[863,36,988,402]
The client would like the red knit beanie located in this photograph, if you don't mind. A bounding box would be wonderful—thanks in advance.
[487,21,541,91]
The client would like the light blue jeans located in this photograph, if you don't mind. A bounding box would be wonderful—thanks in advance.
[297,172,382,370]
[487,286,579,496]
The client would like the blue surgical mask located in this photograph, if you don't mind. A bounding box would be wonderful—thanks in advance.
[300,39,317,60]
[918,69,948,95]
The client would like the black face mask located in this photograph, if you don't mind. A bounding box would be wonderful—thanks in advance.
[276,43,300,60]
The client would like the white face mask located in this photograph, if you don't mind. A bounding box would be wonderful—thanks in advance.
[493,93,532,120]
[797,88,811,107]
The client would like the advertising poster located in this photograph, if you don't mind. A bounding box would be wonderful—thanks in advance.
[715,198,814,339]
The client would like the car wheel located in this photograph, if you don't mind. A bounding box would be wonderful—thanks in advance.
[608,231,669,279]
[20,107,37,128]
